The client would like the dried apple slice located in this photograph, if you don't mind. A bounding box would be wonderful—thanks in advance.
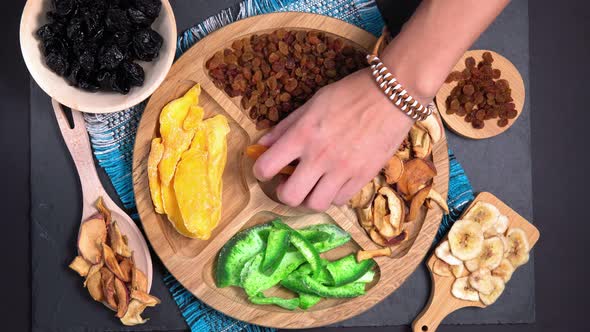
[378,186,405,234]
[103,243,130,282]
[397,159,437,199]
[108,221,132,258]
[132,267,148,293]
[86,268,103,302]
[373,195,396,238]
[69,256,91,277]
[383,155,404,184]
[120,299,154,326]
[100,267,117,311]
[131,290,161,306]
[408,185,432,222]
[114,277,130,318]
[95,197,112,228]
[369,228,387,246]
[385,230,408,246]
[349,181,375,209]
[78,217,107,264]
[119,258,133,282]
[417,113,442,143]
[427,189,450,214]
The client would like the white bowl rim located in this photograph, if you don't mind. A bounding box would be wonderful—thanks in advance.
[20,0,177,114]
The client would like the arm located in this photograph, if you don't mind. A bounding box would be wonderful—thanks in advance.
[253,0,510,211]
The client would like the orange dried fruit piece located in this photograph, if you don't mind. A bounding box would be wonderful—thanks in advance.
[148,138,165,214]
[245,144,296,175]
[175,115,230,239]
[158,84,201,185]
[161,180,193,237]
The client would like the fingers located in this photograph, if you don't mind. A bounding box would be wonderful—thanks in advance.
[333,177,370,206]
[253,128,302,181]
[275,160,324,207]
[257,105,306,146]
[304,172,349,212]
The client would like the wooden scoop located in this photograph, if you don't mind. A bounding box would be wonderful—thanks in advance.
[412,192,540,332]
[52,99,153,291]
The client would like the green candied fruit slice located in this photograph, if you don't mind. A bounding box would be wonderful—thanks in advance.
[215,223,273,288]
[326,254,376,286]
[262,229,290,274]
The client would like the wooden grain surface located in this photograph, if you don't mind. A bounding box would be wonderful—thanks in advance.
[435,50,525,140]
[132,12,449,328]
[412,192,540,332]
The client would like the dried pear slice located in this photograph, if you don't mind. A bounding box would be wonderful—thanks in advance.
[109,221,132,258]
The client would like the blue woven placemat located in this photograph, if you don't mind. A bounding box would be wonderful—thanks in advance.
[82,0,474,330]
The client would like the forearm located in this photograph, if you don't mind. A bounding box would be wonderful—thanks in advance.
[381,0,509,102]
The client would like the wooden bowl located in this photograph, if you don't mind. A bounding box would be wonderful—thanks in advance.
[435,50,525,140]
[19,0,177,114]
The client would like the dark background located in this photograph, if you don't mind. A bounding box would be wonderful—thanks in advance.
[2,0,589,331]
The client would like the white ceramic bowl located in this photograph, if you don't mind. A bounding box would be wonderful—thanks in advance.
[20,0,177,113]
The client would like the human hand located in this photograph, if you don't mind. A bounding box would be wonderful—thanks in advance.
[252,68,421,211]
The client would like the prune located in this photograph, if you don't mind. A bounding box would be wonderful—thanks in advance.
[98,44,124,69]
[121,61,144,86]
[37,0,163,94]
[105,9,131,32]
[45,52,69,76]
[132,28,163,61]
[127,7,155,26]
[66,18,85,43]
[79,50,96,71]
[52,0,76,17]
[37,24,59,41]
[132,0,162,18]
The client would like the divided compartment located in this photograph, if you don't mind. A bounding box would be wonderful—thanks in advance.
[200,210,381,312]
[202,28,370,127]
[147,80,251,257]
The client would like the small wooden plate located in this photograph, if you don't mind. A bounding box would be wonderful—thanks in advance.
[412,192,540,332]
[132,13,450,328]
[435,50,525,139]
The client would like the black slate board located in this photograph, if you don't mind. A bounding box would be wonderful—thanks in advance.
[30,0,533,331]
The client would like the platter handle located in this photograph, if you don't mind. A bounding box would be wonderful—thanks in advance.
[411,277,458,332]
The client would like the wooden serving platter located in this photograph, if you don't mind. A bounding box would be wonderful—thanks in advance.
[132,13,449,328]
[412,192,540,332]
[435,50,525,140]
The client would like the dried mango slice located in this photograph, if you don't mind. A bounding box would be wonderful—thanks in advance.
[183,105,205,131]
[158,85,201,185]
[204,115,230,232]
[161,180,194,238]
[147,138,164,214]
[174,149,213,239]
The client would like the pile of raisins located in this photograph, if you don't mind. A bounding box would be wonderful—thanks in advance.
[206,29,367,129]
[36,0,163,94]
[445,52,517,129]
